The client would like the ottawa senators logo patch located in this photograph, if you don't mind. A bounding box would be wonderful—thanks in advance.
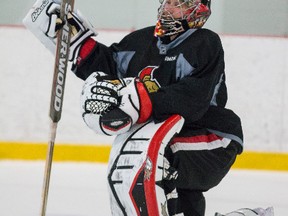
[138,66,161,93]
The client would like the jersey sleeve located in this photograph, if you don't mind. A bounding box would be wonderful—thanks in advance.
[72,38,118,80]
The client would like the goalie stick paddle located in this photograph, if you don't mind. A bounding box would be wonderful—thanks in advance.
[40,0,75,216]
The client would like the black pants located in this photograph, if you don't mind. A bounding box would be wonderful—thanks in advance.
[164,141,239,216]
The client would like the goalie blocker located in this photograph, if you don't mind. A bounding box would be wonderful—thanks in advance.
[107,115,184,216]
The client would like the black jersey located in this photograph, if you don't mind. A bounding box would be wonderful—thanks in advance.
[75,26,243,153]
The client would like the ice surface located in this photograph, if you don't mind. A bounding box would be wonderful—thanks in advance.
[0,161,287,216]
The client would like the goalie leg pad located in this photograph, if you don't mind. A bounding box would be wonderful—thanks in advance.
[107,115,184,216]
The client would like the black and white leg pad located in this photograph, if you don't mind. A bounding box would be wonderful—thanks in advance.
[107,115,184,216]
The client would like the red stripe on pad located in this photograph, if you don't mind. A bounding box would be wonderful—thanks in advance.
[171,134,223,145]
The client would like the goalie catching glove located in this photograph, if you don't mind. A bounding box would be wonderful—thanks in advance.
[22,0,97,62]
[81,72,153,136]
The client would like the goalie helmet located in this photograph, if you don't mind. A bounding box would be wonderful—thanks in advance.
[154,0,211,37]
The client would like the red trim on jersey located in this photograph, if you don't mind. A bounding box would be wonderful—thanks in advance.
[77,38,97,65]
[170,133,223,145]
[144,115,182,216]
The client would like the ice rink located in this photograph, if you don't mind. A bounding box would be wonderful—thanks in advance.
[1,161,287,216]
[1,1,288,215]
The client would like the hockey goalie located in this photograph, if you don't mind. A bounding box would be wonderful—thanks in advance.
[23,0,273,215]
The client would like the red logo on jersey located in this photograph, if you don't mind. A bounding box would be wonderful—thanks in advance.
[138,66,161,93]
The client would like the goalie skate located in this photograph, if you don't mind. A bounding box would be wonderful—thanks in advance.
[107,115,184,216]
[215,207,274,216]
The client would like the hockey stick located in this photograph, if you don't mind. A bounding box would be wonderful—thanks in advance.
[40,0,75,215]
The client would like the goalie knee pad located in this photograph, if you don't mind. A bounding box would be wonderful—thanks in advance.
[107,115,184,216]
